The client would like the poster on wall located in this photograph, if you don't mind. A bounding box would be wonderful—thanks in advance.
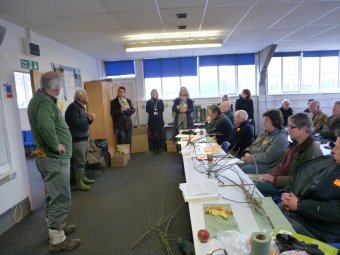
[51,63,82,112]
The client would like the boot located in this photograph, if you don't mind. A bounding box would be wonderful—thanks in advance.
[82,171,95,184]
[75,171,91,191]
[49,238,81,253]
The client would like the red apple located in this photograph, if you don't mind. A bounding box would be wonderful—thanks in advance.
[197,229,209,243]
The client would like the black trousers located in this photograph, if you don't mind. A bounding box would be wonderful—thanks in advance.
[149,124,164,150]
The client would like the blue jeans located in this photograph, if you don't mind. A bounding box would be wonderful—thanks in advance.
[118,128,132,144]
[237,163,266,174]
[256,181,281,197]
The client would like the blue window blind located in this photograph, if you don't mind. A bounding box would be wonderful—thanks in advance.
[273,52,301,57]
[105,60,135,76]
[143,57,197,78]
[303,50,339,57]
[199,53,255,66]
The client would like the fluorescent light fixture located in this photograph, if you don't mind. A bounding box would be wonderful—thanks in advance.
[124,31,222,41]
[125,38,223,52]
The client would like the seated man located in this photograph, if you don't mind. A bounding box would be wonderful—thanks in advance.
[239,109,288,174]
[303,99,314,113]
[256,113,323,196]
[221,101,234,125]
[279,99,293,127]
[308,100,328,134]
[279,136,340,242]
[226,110,253,157]
[206,105,233,145]
[320,101,340,141]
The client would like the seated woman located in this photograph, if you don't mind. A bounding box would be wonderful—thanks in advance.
[238,109,288,174]
[226,110,253,157]
[206,105,233,145]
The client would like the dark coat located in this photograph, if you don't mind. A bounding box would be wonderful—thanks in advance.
[279,106,293,127]
[172,97,194,138]
[284,156,340,242]
[65,101,92,142]
[110,97,136,131]
[146,98,164,128]
[235,96,254,120]
[227,120,254,157]
[206,114,234,145]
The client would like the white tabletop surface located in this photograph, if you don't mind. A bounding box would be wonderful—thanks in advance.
[178,140,292,255]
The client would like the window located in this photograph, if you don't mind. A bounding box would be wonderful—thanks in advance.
[199,66,218,97]
[219,66,236,95]
[301,57,319,92]
[144,78,162,99]
[238,65,256,94]
[268,51,340,94]
[181,76,199,98]
[268,57,281,94]
[320,56,338,92]
[162,77,180,99]
[14,72,32,109]
[282,57,299,92]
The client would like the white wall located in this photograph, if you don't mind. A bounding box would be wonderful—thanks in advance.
[0,18,102,219]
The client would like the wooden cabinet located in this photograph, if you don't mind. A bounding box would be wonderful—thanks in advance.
[85,80,116,148]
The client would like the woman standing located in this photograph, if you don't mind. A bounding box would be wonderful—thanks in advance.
[235,89,254,123]
[172,87,194,139]
[146,89,164,154]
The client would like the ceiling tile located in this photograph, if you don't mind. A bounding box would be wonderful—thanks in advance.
[102,0,156,12]
[280,25,336,42]
[272,1,340,28]
[157,0,204,8]
[0,0,107,20]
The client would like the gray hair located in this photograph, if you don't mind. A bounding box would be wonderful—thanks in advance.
[334,101,340,107]
[236,110,248,121]
[40,71,61,90]
[74,89,87,101]
[288,113,312,134]
[282,99,290,105]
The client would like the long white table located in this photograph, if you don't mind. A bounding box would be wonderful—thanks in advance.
[179,139,293,255]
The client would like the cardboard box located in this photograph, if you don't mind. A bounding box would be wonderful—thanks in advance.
[109,144,130,168]
[131,126,149,153]
[166,140,177,153]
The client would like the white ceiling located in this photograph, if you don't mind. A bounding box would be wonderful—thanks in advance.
[1,0,340,61]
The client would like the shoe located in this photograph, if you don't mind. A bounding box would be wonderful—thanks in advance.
[49,238,81,253]
[177,237,195,255]
[63,224,76,235]
[82,173,95,184]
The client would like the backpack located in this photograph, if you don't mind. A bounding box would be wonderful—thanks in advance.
[86,140,106,169]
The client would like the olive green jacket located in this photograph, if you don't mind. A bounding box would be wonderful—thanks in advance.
[27,89,72,158]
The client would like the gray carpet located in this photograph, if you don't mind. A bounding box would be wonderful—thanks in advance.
[0,152,192,255]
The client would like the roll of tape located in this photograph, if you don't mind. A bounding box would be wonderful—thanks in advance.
[250,231,271,255]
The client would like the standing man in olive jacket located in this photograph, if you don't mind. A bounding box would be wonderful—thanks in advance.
[280,137,340,242]
[27,71,81,252]
[110,86,136,144]
[65,89,96,191]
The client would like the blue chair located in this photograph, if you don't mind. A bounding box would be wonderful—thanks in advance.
[328,242,340,249]
[23,130,36,154]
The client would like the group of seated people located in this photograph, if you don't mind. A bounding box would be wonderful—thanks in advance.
[204,98,340,243]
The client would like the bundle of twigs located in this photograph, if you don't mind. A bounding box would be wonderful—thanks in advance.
[131,202,185,255]
[188,143,274,229]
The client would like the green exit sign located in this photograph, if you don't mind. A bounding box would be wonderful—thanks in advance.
[20,59,39,70]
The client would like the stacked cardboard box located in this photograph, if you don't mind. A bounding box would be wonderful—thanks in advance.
[131,126,149,153]
[166,140,177,153]
[109,144,130,168]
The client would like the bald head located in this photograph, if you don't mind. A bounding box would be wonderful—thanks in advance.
[221,101,231,113]
[40,71,61,90]
[309,100,321,114]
